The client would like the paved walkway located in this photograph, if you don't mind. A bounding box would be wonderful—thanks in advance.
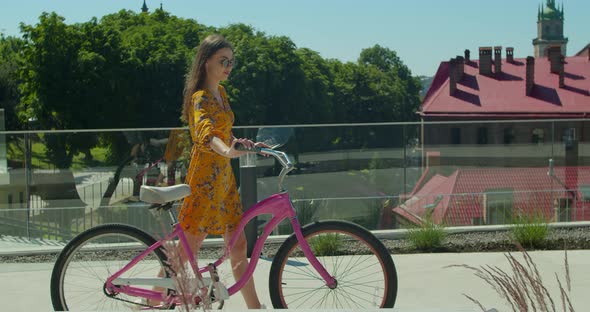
[0,235,65,256]
[0,236,588,311]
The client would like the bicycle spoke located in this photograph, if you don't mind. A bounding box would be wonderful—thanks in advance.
[338,287,363,309]
[338,255,372,278]
[340,259,381,278]
[283,284,326,298]
[53,226,171,312]
[312,289,332,309]
[289,285,327,308]
[284,256,325,281]
[340,279,384,289]
[338,285,376,305]
[342,283,383,298]
[271,224,397,310]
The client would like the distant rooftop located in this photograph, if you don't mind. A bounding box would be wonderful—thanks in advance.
[419,54,590,119]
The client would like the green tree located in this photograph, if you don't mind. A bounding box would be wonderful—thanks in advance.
[17,10,205,166]
[0,35,24,131]
[13,12,423,160]
[359,44,421,122]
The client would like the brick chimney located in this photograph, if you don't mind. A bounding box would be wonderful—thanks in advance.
[464,49,471,62]
[456,56,465,81]
[559,55,565,88]
[479,47,493,75]
[548,46,562,74]
[494,46,502,74]
[449,58,457,96]
[526,56,535,96]
[506,47,514,63]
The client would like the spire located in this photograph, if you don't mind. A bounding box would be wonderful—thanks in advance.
[160,1,163,10]
[561,2,564,20]
[141,0,148,13]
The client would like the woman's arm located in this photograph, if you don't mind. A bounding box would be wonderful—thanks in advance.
[210,136,254,158]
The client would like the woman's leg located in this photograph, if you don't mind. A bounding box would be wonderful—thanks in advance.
[181,231,208,263]
[223,230,262,309]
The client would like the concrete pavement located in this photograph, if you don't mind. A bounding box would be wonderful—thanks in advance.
[1,242,588,311]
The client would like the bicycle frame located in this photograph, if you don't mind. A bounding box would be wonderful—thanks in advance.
[104,190,337,305]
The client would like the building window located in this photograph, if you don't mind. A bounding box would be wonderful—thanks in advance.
[483,188,513,225]
[563,128,576,147]
[555,198,572,222]
[532,128,545,144]
[503,128,515,144]
[451,128,461,144]
[477,127,488,144]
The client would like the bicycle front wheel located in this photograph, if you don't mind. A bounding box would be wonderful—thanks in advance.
[50,224,172,311]
[269,221,398,309]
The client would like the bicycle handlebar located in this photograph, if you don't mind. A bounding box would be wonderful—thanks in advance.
[235,143,294,192]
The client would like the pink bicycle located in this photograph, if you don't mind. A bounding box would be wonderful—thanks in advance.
[50,146,398,310]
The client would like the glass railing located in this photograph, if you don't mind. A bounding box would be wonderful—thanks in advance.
[1,119,589,242]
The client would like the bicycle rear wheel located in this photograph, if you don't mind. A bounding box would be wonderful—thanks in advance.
[269,221,397,309]
[50,224,173,311]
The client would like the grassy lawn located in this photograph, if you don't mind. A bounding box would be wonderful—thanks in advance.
[7,137,109,170]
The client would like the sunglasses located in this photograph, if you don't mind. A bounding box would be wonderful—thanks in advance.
[220,58,237,69]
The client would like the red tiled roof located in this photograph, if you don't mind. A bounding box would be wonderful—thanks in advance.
[420,56,590,118]
[393,166,590,225]
[576,43,590,57]
[393,172,458,224]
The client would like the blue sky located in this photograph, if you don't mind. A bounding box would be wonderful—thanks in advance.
[1,0,588,76]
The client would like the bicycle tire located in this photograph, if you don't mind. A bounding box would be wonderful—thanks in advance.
[269,220,397,309]
[50,223,174,311]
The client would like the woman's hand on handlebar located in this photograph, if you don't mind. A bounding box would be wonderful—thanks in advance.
[231,139,271,157]
[228,138,253,158]
[254,142,270,149]
[232,137,255,149]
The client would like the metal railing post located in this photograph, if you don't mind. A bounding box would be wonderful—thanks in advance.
[24,132,32,240]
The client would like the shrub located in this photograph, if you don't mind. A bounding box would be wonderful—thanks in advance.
[511,211,550,249]
[407,219,446,251]
[309,233,343,256]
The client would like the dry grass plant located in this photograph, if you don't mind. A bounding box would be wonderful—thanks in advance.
[158,230,239,311]
[446,243,575,312]
[152,215,213,312]
[161,241,211,311]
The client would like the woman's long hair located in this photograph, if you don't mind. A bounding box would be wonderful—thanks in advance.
[182,34,233,123]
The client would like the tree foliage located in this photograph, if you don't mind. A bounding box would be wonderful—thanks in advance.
[2,10,422,165]
[0,34,24,131]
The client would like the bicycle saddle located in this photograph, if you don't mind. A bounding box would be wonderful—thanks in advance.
[140,184,191,204]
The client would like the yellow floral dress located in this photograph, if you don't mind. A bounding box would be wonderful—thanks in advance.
[178,86,242,235]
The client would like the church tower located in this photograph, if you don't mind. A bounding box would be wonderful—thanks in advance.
[533,0,568,57]
[141,0,149,13]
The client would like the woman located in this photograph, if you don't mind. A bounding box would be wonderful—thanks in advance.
[178,34,265,309]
